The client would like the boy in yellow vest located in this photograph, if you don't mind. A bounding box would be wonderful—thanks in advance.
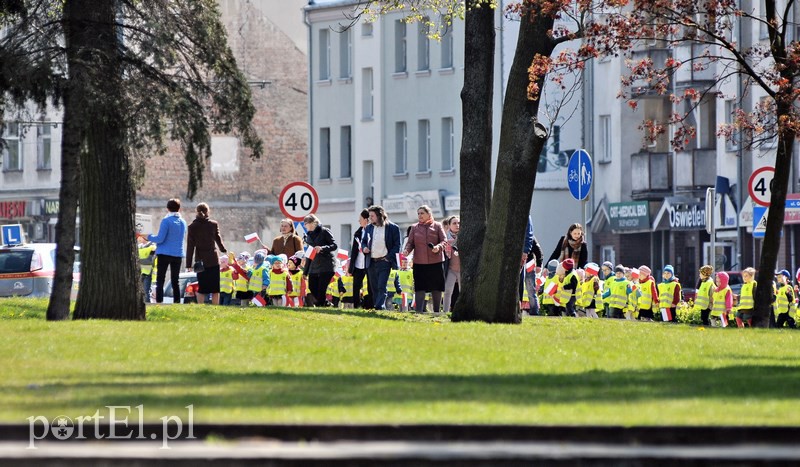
[600,261,614,318]
[624,268,639,320]
[602,265,631,319]
[774,269,796,328]
[268,255,291,306]
[636,265,658,321]
[219,254,235,306]
[339,272,355,308]
[556,259,579,317]
[694,265,715,325]
[735,267,756,328]
[137,236,157,303]
[657,265,681,323]
[395,258,414,311]
[577,265,601,318]
[231,252,253,307]
[540,260,560,316]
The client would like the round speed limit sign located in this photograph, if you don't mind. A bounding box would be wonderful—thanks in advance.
[748,166,775,207]
[279,182,319,222]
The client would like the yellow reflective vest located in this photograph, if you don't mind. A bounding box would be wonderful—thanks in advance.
[638,279,655,310]
[397,270,414,294]
[711,286,731,317]
[268,270,288,296]
[577,280,595,308]
[220,268,234,294]
[693,279,714,311]
[288,271,304,297]
[657,281,678,308]
[248,264,268,293]
[607,279,628,310]
[234,266,250,293]
[340,275,354,298]
[557,272,576,307]
[737,281,756,310]
[775,283,796,317]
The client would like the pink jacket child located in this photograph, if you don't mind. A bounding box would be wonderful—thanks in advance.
[713,271,734,322]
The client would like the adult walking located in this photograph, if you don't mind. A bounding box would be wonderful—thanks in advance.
[147,198,187,304]
[270,218,304,257]
[443,216,461,314]
[403,205,447,313]
[302,214,338,307]
[548,222,588,268]
[362,205,402,311]
[348,209,373,309]
[186,202,228,305]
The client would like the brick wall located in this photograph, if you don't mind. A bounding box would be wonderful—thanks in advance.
[137,0,308,254]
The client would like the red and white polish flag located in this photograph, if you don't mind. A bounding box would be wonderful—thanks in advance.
[251,294,266,307]
[525,260,536,274]
[544,281,558,296]
[337,249,349,261]
[720,312,729,328]
[244,232,260,244]
[304,245,317,260]
[585,263,600,276]
[536,275,545,288]
[660,307,672,322]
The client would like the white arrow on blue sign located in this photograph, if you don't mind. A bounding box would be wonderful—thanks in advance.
[1,224,23,246]
[567,149,593,201]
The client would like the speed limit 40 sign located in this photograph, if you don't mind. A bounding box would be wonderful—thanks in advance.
[279,181,319,221]
[748,166,775,207]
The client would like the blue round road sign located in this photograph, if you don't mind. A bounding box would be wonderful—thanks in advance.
[567,149,593,200]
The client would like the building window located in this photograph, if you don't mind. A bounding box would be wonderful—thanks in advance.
[724,100,739,151]
[362,68,373,119]
[319,29,330,80]
[2,122,22,171]
[395,121,407,174]
[394,20,406,73]
[759,96,777,148]
[320,127,331,179]
[340,224,352,247]
[441,31,453,69]
[339,28,351,79]
[37,123,53,170]
[599,115,611,163]
[417,22,430,71]
[418,120,430,172]
[362,22,373,37]
[340,125,351,178]
[441,117,454,170]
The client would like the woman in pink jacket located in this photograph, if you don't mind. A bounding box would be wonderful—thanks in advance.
[403,205,447,313]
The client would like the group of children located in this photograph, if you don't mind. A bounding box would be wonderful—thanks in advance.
[529,258,797,328]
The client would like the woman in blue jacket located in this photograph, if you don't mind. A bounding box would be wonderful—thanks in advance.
[147,198,187,303]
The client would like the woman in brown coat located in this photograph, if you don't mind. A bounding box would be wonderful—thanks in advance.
[270,219,304,257]
[186,203,227,305]
[403,205,447,313]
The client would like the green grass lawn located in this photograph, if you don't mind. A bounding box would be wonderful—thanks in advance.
[1,298,799,426]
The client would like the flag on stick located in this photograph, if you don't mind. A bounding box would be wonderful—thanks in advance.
[544,281,558,296]
[720,312,729,327]
[660,307,672,322]
[337,248,349,261]
[251,294,266,307]
[244,232,260,244]
[585,263,600,276]
[304,245,317,260]
[525,260,536,274]
[536,275,545,288]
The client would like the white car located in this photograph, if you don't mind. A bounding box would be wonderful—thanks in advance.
[0,243,80,299]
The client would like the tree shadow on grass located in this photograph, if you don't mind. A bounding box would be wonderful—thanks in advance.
[299,307,408,322]
[8,365,800,416]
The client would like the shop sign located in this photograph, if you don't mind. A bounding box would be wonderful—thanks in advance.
[43,199,59,216]
[403,190,443,220]
[609,201,649,230]
[0,201,26,220]
[381,198,407,214]
[444,195,460,212]
[669,201,706,230]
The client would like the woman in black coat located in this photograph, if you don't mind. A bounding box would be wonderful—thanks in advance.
[348,209,373,309]
[547,223,588,268]
[302,214,338,307]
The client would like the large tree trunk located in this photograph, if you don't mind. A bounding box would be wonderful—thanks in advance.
[451,1,495,322]
[69,0,145,320]
[753,101,795,327]
[46,85,82,321]
[473,10,553,323]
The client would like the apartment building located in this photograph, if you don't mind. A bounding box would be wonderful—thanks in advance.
[306,0,583,251]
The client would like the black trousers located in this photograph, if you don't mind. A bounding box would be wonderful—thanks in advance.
[700,309,711,326]
[776,313,796,328]
[352,267,372,309]
[308,272,335,307]
[155,254,182,303]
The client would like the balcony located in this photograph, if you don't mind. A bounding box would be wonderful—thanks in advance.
[630,48,672,96]
[675,148,716,193]
[674,43,717,87]
[631,151,672,200]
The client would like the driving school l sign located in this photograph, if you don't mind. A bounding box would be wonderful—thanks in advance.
[279,182,319,222]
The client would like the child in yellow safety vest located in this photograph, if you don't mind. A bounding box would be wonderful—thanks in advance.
[710,271,734,327]
[624,268,639,320]
[577,264,601,318]
[268,255,292,307]
[657,265,681,323]
[555,259,578,317]
[286,256,305,307]
[540,260,560,316]
[231,252,253,307]
[602,265,631,319]
[734,267,756,328]
[137,236,157,303]
[635,265,658,322]
[600,261,615,318]
[774,269,796,328]
[219,254,235,306]
[394,259,414,312]
[694,265,715,326]
[339,273,355,308]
